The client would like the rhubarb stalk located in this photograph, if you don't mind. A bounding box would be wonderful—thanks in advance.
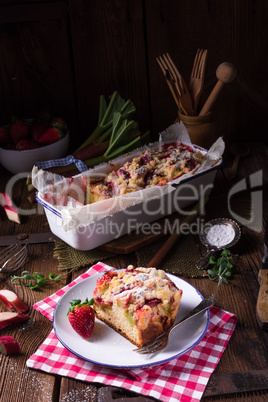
[29,92,150,182]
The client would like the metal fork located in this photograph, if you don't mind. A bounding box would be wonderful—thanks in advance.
[0,243,28,273]
[134,295,215,355]
[189,48,208,114]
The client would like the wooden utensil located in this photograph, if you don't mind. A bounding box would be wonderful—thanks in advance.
[228,142,250,180]
[165,53,194,115]
[146,199,206,268]
[199,62,236,116]
[189,48,208,114]
[156,56,184,114]
[256,222,268,330]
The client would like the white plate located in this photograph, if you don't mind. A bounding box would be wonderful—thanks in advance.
[53,272,210,369]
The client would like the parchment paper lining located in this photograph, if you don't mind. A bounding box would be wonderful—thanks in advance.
[32,122,224,231]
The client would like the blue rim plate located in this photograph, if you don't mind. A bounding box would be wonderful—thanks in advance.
[53,271,210,369]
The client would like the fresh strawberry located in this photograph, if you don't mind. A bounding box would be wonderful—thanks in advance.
[9,121,29,144]
[38,127,62,144]
[51,117,67,132]
[16,139,39,150]
[67,298,95,339]
[30,122,46,142]
[0,127,9,146]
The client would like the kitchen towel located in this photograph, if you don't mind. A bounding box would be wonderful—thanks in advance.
[27,262,237,402]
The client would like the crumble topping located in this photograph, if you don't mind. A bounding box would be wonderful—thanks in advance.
[86,142,206,204]
[93,266,180,314]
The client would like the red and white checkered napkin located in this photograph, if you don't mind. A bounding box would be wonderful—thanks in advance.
[27,262,237,402]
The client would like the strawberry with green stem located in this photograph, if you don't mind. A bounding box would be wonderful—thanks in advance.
[67,298,95,339]
[51,117,67,133]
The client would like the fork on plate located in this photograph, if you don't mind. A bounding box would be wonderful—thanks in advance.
[134,295,215,355]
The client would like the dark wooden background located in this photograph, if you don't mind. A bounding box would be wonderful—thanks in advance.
[0,0,267,152]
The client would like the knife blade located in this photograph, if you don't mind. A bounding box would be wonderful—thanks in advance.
[0,232,59,247]
[256,221,268,329]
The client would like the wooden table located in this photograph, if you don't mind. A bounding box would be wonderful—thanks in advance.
[0,143,268,402]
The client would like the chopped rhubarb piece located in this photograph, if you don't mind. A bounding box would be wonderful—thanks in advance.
[0,289,28,313]
[145,298,162,307]
[118,169,130,179]
[107,181,114,193]
[186,158,198,169]
[140,154,151,165]
[0,193,12,208]
[27,190,37,203]
[0,336,21,355]
[4,205,21,224]
[159,153,171,160]
[0,312,28,329]
[162,142,177,149]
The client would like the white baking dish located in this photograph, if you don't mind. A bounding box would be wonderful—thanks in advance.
[35,159,222,250]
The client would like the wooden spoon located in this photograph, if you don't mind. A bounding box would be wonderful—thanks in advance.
[199,62,236,116]
[228,142,250,180]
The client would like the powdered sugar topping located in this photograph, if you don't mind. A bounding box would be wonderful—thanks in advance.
[206,224,235,248]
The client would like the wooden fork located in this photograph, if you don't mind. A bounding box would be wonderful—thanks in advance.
[189,49,208,114]
[156,56,184,114]
[165,53,194,116]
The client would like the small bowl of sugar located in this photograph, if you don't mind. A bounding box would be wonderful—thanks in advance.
[197,218,241,269]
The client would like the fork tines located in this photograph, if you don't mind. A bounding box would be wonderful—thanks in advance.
[189,48,208,113]
[133,334,164,355]
[156,53,194,115]
[156,56,182,112]
[133,334,166,354]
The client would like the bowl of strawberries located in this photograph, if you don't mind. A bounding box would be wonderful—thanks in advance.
[0,111,69,174]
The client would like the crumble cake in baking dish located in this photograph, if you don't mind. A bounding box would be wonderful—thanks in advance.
[86,142,206,204]
[92,266,183,347]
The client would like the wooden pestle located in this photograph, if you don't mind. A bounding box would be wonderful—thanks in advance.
[199,62,236,116]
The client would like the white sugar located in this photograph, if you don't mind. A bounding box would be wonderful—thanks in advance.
[206,224,235,248]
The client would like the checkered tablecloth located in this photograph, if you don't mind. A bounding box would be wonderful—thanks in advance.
[27,262,237,402]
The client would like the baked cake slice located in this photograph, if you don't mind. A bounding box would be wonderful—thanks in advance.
[92,266,183,347]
